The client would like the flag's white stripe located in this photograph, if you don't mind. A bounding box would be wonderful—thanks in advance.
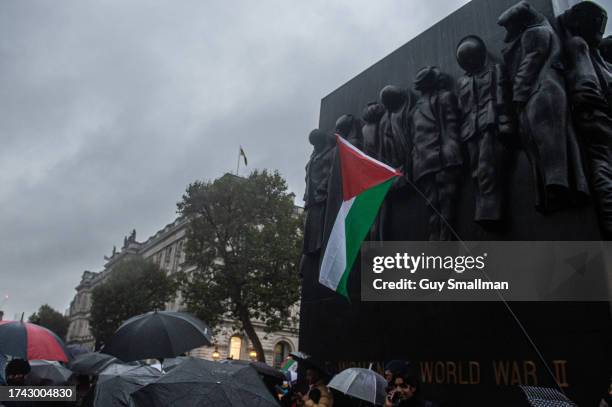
[336,134,400,174]
[319,198,354,291]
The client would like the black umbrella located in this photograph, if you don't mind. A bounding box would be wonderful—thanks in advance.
[28,360,73,385]
[94,363,161,407]
[131,357,280,407]
[102,311,213,362]
[160,356,189,372]
[68,352,119,375]
[220,359,286,396]
[220,359,286,383]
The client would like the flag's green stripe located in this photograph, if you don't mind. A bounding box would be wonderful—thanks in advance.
[337,177,396,297]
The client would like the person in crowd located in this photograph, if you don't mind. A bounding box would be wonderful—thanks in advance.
[384,360,411,392]
[276,381,294,407]
[2,360,39,407]
[0,357,6,386]
[385,374,437,407]
[0,312,5,386]
[384,369,394,387]
[600,376,612,407]
[76,374,96,407]
[297,366,334,407]
[4,359,30,386]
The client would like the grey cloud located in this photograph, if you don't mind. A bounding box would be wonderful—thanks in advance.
[1,0,474,319]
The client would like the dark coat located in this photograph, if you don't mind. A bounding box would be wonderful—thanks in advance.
[501,15,589,201]
[457,64,511,141]
[303,145,334,254]
[304,146,334,207]
[379,100,413,172]
[411,90,463,182]
[362,102,386,160]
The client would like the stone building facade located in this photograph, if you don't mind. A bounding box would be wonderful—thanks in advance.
[66,214,299,367]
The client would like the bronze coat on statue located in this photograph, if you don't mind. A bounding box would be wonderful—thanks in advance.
[411,90,463,182]
[499,2,589,210]
[303,145,334,254]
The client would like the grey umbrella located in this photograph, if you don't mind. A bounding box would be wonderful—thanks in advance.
[94,363,161,407]
[328,367,387,406]
[28,360,73,385]
[131,357,279,406]
[68,352,119,375]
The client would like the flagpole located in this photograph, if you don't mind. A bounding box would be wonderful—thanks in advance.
[236,148,240,175]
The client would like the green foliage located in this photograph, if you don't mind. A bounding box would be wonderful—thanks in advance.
[28,304,70,340]
[176,171,302,357]
[89,258,176,347]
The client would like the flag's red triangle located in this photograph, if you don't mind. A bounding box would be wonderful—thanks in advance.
[337,135,402,201]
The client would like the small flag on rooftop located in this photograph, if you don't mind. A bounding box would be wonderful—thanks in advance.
[239,146,248,166]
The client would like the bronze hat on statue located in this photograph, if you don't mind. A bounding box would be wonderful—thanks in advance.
[456,35,487,74]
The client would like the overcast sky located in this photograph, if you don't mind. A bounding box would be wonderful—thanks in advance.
[1,0,612,321]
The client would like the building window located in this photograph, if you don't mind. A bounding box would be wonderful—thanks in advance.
[273,341,292,368]
[165,246,173,268]
[229,335,242,360]
[177,240,185,265]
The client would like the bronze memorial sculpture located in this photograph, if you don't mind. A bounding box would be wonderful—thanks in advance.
[335,114,363,149]
[455,35,514,225]
[411,67,463,241]
[497,0,589,212]
[379,85,413,172]
[599,35,612,64]
[361,101,387,240]
[299,0,612,405]
[560,2,612,239]
[377,85,414,240]
[300,129,334,278]
[361,101,386,160]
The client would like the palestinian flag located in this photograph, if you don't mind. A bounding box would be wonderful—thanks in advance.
[281,358,296,372]
[281,357,298,383]
[319,135,402,298]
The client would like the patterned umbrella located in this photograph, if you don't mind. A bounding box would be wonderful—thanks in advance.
[0,320,70,362]
[520,386,578,407]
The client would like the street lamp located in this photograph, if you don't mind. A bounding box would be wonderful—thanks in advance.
[212,346,220,361]
[249,349,257,360]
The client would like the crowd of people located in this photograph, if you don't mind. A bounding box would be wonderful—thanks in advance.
[0,358,94,406]
[1,354,611,406]
[275,360,437,407]
[0,355,435,407]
